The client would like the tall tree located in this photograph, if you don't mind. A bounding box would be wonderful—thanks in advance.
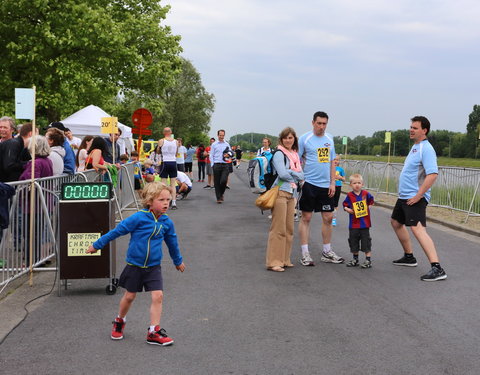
[464,105,480,157]
[0,0,182,122]
[154,58,215,144]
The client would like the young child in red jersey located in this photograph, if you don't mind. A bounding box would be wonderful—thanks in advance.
[343,173,374,268]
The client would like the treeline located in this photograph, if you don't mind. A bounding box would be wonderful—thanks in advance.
[335,105,480,158]
[232,106,480,158]
[229,133,279,152]
[332,129,478,158]
[0,1,214,146]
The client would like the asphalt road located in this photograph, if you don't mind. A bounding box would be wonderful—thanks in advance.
[1,167,479,375]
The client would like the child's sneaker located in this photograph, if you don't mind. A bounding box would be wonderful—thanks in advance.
[346,259,359,267]
[361,260,372,269]
[300,252,315,266]
[111,318,126,340]
[332,218,337,226]
[146,326,174,346]
[321,250,345,264]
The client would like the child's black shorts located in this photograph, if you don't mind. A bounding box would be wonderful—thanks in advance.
[333,185,342,208]
[119,264,163,293]
[348,228,372,253]
[134,178,141,190]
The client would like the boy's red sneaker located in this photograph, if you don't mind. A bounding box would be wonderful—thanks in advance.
[111,318,126,340]
[146,326,174,346]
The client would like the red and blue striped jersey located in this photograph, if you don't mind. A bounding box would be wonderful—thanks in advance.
[343,190,374,229]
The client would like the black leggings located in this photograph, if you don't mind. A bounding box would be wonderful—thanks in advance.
[198,162,206,180]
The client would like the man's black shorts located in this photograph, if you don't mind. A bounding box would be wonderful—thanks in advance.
[159,161,177,179]
[391,198,428,227]
[184,162,193,173]
[299,182,334,212]
[119,264,163,293]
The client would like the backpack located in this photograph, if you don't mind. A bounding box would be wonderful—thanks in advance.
[247,150,284,194]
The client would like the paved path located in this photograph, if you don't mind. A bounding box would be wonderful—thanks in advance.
[1,168,479,374]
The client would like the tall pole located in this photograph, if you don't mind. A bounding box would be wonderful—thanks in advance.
[386,140,391,193]
[29,86,37,286]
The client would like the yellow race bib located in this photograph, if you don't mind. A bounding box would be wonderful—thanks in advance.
[353,199,368,218]
[317,147,330,163]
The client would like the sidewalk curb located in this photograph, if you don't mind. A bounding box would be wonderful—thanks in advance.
[374,201,480,237]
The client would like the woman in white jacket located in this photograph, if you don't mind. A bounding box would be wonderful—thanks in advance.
[46,128,66,176]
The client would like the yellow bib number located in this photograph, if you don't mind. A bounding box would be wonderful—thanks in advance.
[353,199,368,218]
[317,147,330,163]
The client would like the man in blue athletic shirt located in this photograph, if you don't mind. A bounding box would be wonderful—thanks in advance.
[298,111,344,266]
[391,116,447,281]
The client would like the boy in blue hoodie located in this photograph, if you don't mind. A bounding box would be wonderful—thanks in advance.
[87,182,185,346]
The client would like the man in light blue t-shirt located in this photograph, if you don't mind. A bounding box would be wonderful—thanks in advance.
[391,116,447,282]
[298,111,344,267]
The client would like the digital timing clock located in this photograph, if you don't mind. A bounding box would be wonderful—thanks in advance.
[61,182,112,201]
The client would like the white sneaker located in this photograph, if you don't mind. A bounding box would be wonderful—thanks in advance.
[294,213,299,222]
[321,250,344,264]
[300,252,315,266]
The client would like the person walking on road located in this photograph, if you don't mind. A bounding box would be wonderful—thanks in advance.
[298,111,344,266]
[257,137,272,156]
[210,130,232,204]
[266,127,304,272]
[176,138,187,173]
[196,143,207,182]
[391,116,447,281]
[203,137,215,189]
[157,127,179,210]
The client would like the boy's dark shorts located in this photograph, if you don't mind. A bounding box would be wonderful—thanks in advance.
[159,161,178,179]
[177,163,185,172]
[299,182,334,212]
[333,185,342,208]
[184,162,193,173]
[134,178,141,190]
[119,264,163,293]
[348,228,371,253]
[206,164,213,176]
[391,198,428,227]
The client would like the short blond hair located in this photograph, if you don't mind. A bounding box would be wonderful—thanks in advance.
[141,181,171,207]
[349,173,363,183]
[143,159,153,166]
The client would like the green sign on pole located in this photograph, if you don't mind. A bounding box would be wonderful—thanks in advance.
[342,136,348,145]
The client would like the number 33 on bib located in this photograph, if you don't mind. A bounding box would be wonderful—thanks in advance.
[317,147,330,163]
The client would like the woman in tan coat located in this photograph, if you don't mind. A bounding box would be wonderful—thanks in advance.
[266,127,304,272]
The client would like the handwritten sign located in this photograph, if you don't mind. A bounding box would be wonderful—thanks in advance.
[68,233,101,256]
[15,88,35,120]
[101,117,118,134]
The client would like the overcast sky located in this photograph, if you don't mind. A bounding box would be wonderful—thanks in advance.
[165,0,480,139]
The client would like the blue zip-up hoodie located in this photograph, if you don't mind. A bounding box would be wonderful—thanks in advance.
[93,210,183,268]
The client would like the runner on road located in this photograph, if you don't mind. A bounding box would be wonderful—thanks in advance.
[391,116,447,281]
[298,111,344,266]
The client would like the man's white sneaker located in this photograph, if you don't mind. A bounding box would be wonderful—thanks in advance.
[300,253,315,266]
[320,250,344,264]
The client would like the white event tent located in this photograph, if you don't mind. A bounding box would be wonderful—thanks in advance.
[61,104,134,154]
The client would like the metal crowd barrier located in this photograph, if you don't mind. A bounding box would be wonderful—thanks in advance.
[341,160,480,222]
[0,163,139,290]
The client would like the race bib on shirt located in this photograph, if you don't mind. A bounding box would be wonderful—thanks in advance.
[317,147,330,163]
[353,200,368,218]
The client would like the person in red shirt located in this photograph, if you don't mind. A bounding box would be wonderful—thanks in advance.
[203,137,215,189]
[196,143,207,182]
